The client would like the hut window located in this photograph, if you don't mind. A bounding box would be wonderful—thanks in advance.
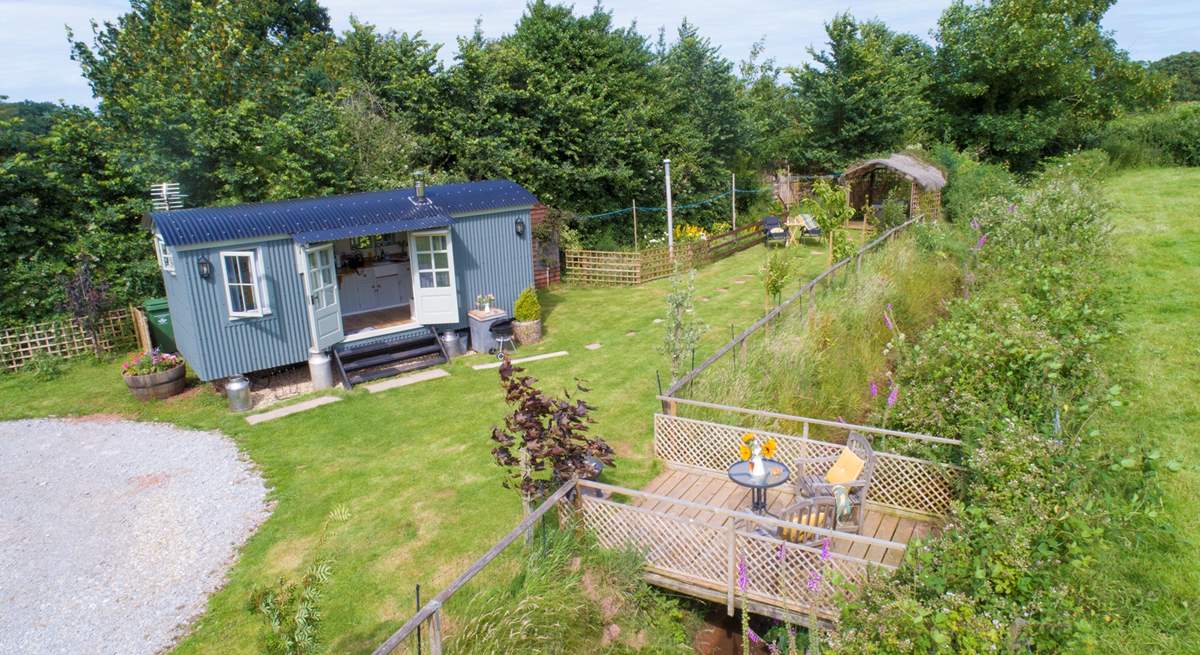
[220,250,270,319]
[154,234,174,273]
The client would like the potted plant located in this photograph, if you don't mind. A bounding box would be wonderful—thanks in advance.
[512,287,542,344]
[122,349,186,400]
[475,292,496,313]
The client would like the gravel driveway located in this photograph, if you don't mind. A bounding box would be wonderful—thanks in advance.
[0,418,271,655]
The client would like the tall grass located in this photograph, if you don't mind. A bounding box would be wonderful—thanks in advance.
[682,225,967,435]
[445,521,694,654]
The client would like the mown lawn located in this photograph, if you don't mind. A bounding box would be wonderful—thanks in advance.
[1092,168,1200,652]
[0,241,828,653]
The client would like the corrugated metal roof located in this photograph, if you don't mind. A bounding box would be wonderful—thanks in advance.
[294,213,452,245]
[152,179,538,247]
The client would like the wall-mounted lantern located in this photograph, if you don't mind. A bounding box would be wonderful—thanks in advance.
[197,255,213,280]
[515,216,526,237]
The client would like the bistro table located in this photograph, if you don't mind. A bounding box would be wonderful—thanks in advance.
[727,459,791,515]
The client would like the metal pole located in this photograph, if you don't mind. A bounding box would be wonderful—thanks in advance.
[731,172,737,229]
[632,199,639,251]
[664,158,674,260]
[415,584,422,655]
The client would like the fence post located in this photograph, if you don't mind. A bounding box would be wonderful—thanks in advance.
[726,522,737,616]
[429,604,444,655]
[632,200,639,251]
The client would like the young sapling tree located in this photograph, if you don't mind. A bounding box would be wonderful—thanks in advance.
[660,267,706,383]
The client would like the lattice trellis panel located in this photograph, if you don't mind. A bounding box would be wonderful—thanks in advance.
[654,414,841,473]
[575,489,895,620]
[736,533,878,619]
[577,495,727,584]
[871,453,962,516]
[654,414,961,518]
[1,308,138,371]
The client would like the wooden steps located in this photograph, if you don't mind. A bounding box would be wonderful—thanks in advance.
[333,327,448,388]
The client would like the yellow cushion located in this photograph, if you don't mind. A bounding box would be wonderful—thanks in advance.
[825,447,865,484]
[782,511,826,542]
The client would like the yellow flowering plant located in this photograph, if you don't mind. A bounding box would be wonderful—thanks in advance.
[738,432,779,463]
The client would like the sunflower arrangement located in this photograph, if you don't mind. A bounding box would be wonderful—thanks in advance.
[738,432,778,464]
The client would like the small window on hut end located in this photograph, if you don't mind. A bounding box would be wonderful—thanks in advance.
[220,250,270,319]
[154,234,174,273]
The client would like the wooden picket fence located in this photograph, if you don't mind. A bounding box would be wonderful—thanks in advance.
[563,220,763,286]
[1,307,145,371]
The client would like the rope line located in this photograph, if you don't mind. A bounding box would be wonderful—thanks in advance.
[575,187,774,221]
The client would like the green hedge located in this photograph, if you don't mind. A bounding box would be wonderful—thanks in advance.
[1098,102,1200,169]
[829,154,1122,653]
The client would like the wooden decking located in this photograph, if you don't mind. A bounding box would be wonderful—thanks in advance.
[568,412,963,624]
[639,467,934,568]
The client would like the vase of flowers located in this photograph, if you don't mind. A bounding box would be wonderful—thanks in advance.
[122,349,186,400]
[739,432,777,478]
[475,292,496,313]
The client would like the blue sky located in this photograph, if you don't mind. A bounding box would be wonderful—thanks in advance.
[2,1,1196,107]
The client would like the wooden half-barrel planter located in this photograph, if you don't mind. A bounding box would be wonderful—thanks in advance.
[123,364,186,400]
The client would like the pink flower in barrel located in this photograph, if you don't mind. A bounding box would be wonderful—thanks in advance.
[122,348,187,400]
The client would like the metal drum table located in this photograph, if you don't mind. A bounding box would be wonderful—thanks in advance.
[727,459,791,515]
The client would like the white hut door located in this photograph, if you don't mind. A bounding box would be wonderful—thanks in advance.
[409,231,460,324]
[305,244,343,350]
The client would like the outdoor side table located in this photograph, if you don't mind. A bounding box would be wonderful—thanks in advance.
[727,459,791,515]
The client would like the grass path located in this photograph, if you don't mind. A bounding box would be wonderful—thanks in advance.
[0,240,828,653]
[1094,168,1200,652]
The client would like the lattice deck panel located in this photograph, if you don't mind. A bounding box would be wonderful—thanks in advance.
[654,414,962,517]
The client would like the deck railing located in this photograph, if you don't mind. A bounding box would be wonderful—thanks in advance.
[653,412,964,519]
[571,479,902,622]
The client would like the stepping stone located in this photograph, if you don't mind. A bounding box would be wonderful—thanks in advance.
[699,296,710,302]
[246,395,341,425]
[585,343,602,350]
[716,288,728,293]
[625,330,637,336]
[734,279,746,284]
[365,368,450,394]
[472,351,569,370]
[652,318,663,324]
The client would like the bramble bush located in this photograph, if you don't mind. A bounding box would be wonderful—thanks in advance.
[830,153,1125,653]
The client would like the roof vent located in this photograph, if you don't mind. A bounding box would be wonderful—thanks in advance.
[150,182,185,211]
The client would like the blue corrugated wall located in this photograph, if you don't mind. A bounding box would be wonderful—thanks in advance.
[450,208,535,327]
[168,238,312,381]
[158,209,533,381]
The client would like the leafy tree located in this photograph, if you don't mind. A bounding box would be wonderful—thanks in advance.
[658,21,744,198]
[738,41,807,173]
[933,0,1168,170]
[804,179,855,266]
[490,358,614,515]
[1149,51,1200,102]
[70,0,343,205]
[440,2,667,214]
[791,14,936,169]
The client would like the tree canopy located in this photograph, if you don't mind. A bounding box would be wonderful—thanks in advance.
[0,0,1170,325]
[1150,51,1200,102]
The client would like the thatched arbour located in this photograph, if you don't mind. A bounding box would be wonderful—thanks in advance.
[840,153,946,221]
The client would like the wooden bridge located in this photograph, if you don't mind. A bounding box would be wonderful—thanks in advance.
[566,410,963,624]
